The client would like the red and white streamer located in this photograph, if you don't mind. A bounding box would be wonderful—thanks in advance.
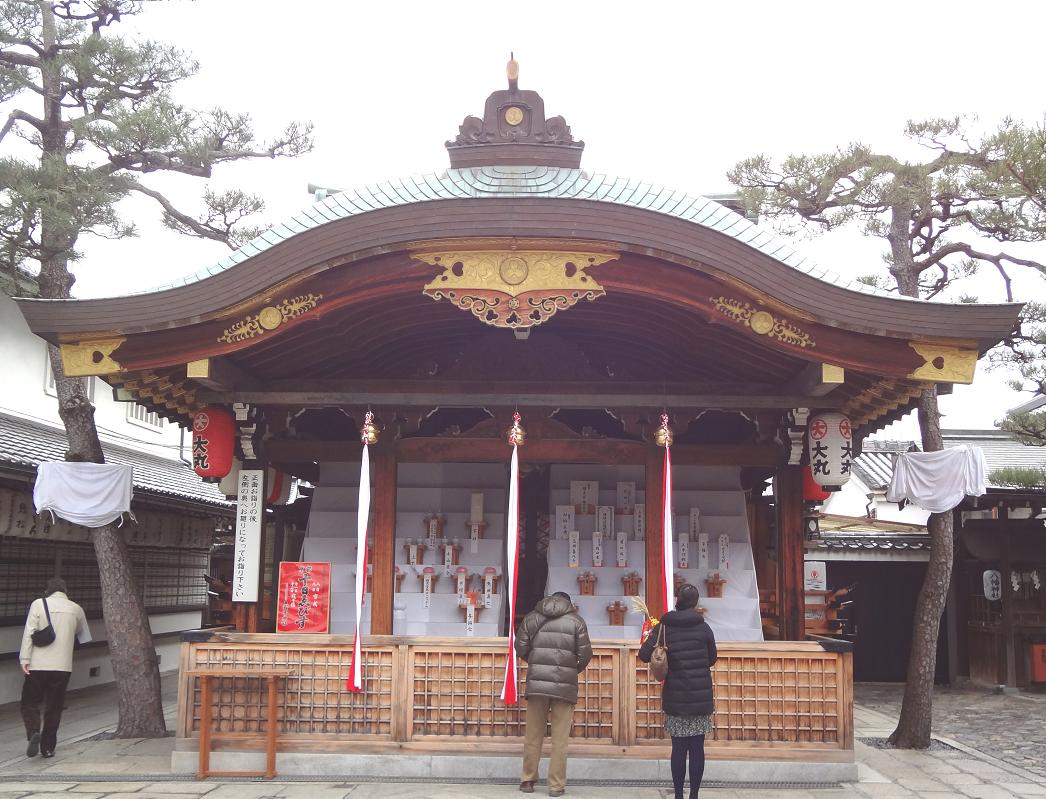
[347,414,373,692]
[661,416,675,615]
[501,414,522,705]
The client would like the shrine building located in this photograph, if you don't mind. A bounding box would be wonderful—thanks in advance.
[13,61,1022,782]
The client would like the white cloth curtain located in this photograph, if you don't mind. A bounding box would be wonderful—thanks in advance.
[33,461,133,527]
[886,445,986,513]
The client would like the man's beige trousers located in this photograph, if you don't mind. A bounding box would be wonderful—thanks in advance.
[520,695,575,791]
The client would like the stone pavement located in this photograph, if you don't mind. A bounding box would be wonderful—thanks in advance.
[1,675,1044,797]
[855,682,1046,780]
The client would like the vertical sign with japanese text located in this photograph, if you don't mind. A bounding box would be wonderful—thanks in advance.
[232,468,264,602]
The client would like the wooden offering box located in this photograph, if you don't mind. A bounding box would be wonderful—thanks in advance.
[403,542,427,565]
[578,571,597,596]
[417,567,439,590]
[454,567,473,593]
[622,571,642,596]
[459,601,483,623]
[607,600,628,625]
[705,573,726,598]
[442,541,461,566]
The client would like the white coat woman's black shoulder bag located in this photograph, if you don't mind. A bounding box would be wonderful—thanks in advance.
[30,597,57,647]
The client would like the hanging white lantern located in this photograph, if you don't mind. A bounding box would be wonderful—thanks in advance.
[218,456,242,498]
[806,412,853,490]
[983,569,1002,601]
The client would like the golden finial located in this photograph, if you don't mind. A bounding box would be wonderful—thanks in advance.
[507,52,519,89]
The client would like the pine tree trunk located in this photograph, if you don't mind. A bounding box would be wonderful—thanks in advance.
[887,203,952,748]
[888,387,952,748]
[34,1,166,738]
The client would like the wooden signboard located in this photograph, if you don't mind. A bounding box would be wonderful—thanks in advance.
[276,561,331,633]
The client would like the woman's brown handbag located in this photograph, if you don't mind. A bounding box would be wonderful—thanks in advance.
[649,623,668,681]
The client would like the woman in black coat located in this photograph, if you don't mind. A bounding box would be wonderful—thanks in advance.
[639,583,717,799]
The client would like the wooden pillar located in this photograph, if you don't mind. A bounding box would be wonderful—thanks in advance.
[369,444,397,635]
[999,506,1017,688]
[775,465,806,641]
[645,445,665,616]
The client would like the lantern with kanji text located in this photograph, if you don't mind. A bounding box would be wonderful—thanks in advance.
[190,406,235,480]
[806,412,853,490]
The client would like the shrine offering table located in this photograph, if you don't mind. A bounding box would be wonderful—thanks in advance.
[175,630,854,780]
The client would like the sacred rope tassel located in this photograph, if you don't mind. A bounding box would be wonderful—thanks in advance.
[348,412,377,692]
[658,412,675,615]
[501,412,524,705]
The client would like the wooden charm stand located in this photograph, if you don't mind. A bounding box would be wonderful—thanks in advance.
[578,571,597,596]
[705,572,726,598]
[622,571,642,596]
[442,540,462,566]
[403,541,427,565]
[607,600,627,625]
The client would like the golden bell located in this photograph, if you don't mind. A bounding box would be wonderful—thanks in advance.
[655,423,673,448]
[507,419,526,446]
[361,420,379,446]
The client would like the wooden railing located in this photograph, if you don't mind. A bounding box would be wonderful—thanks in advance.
[176,632,853,761]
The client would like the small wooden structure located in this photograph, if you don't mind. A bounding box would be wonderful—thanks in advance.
[622,571,643,596]
[578,571,597,596]
[705,573,727,599]
[607,600,628,625]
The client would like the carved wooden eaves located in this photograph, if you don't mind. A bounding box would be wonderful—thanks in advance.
[413,249,618,329]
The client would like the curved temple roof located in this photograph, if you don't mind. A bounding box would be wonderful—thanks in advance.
[150,165,880,298]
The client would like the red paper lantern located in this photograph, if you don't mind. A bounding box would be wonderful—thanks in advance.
[803,464,832,503]
[190,406,235,479]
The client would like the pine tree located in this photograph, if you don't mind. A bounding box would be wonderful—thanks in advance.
[1,0,312,736]
[729,116,1045,748]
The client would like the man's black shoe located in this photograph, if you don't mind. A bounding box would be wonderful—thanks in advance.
[41,750,55,758]
[26,732,40,758]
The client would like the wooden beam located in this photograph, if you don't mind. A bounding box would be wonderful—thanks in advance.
[645,445,665,616]
[262,437,785,467]
[775,466,806,642]
[203,389,843,410]
[370,444,397,635]
[198,380,844,410]
[786,363,845,398]
[186,356,260,392]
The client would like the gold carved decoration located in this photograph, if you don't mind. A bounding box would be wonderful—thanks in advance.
[908,342,978,384]
[710,296,814,349]
[217,293,323,343]
[504,106,524,126]
[59,337,126,376]
[414,250,618,329]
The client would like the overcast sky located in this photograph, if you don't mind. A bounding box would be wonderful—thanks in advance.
[29,0,1046,435]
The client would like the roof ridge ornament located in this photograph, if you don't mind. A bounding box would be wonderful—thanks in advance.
[446,57,584,169]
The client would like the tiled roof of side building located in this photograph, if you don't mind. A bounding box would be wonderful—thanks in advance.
[0,412,231,509]
[130,166,899,299]
[942,429,1046,472]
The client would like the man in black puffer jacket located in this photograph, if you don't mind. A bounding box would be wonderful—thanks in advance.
[515,592,592,796]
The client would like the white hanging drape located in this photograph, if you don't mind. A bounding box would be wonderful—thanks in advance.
[34,461,133,528]
[886,445,986,513]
